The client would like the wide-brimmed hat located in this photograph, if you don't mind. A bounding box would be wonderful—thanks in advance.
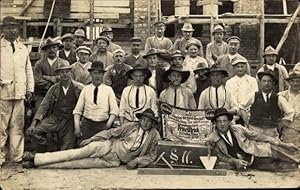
[136,108,158,124]
[88,61,106,72]
[231,55,248,66]
[130,37,142,42]
[76,46,92,55]
[55,61,71,73]
[257,70,278,84]
[204,64,229,78]
[74,29,86,38]
[163,66,190,83]
[286,70,300,81]
[186,40,201,50]
[0,16,20,27]
[263,45,278,57]
[143,48,160,59]
[181,23,194,32]
[153,21,166,27]
[226,36,241,43]
[170,50,185,59]
[193,63,210,74]
[95,36,110,45]
[41,37,63,51]
[211,108,233,122]
[100,26,114,36]
[61,33,75,41]
[126,63,152,80]
[212,25,225,34]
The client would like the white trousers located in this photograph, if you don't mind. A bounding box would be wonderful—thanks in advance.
[0,100,25,164]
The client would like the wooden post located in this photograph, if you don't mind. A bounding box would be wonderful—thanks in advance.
[202,0,218,17]
[210,16,214,42]
[22,20,27,39]
[276,3,300,53]
[89,0,94,42]
[147,0,151,37]
[259,0,265,65]
[282,0,288,15]
[56,17,62,37]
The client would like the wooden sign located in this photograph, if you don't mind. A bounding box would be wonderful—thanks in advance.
[156,141,218,168]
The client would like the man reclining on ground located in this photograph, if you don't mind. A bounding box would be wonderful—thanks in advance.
[23,109,161,169]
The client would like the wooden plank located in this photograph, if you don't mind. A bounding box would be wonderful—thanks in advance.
[71,1,130,7]
[71,6,130,14]
[283,0,288,15]
[276,3,300,52]
[138,168,227,176]
[69,13,120,19]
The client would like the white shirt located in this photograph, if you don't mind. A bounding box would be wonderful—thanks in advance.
[64,50,71,58]
[220,131,233,146]
[62,85,70,95]
[47,57,58,66]
[266,64,275,71]
[149,70,156,89]
[225,74,259,110]
[73,83,119,122]
[262,92,271,103]
[129,127,149,150]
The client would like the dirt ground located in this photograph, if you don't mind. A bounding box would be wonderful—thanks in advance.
[1,164,300,190]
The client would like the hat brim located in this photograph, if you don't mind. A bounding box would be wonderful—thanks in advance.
[257,72,278,84]
[181,29,195,32]
[143,52,160,59]
[100,30,114,36]
[212,30,226,34]
[136,112,158,124]
[211,112,233,122]
[55,67,72,73]
[127,68,152,80]
[41,43,63,51]
[193,67,210,74]
[263,53,278,57]
[286,75,300,81]
[163,69,190,83]
[204,70,229,78]
[88,68,106,72]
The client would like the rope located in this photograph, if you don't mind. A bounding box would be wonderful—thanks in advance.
[38,0,56,52]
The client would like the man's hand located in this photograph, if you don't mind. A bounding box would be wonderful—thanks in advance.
[79,139,92,147]
[126,159,138,170]
[280,142,298,152]
[26,120,38,135]
[74,127,82,138]
[233,158,249,170]
[25,91,33,102]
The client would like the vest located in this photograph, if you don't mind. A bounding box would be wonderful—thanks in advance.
[222,130,252,163]
[53,83,77,119]
[249,92,283,128]
[110,65,130,99]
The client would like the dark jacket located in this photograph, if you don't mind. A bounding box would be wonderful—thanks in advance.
[59,49,77,65]
[33,80,84,121]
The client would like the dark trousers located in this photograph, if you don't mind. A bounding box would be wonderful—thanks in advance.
[77,117,109,145]
[30,114,76,153]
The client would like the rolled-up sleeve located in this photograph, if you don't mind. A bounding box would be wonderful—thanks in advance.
[26,55,34,93]
[108,88,119,116]
[73,87,86,115]
[278,95,295,121]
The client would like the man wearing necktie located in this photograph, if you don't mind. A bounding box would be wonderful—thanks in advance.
[206,108,298,171]
[22,109,161,170]
[248,70,294,138]
[119,64,158,125]
[73,61,119,144]
[0,16,34,167]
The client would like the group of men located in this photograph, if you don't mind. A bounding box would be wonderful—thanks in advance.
[1,16,300,171]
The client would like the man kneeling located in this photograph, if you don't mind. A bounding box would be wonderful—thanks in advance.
[23,109,161,169]
[206,108,298,171]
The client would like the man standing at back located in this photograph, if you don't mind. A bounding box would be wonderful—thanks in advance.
[0,16,34,167]
[174,22,203,57]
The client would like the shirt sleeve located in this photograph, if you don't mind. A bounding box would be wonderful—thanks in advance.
[149,88,159,117]
[278,95,295,121]
[119,87,128,117]
[108,87,119,116]
[25,54,34,93]
[73,87,86,115]
[198,91,206,109]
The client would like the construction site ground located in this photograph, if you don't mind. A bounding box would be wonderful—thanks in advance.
[1,163,300,189]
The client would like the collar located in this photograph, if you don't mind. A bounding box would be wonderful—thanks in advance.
[266,64,275,71]
[47,57,58,64]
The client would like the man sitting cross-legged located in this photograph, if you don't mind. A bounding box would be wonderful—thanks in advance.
[23,109,161,169]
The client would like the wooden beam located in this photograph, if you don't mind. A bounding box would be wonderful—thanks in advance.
[276,3,300,53]
[19,0,36,16]
[283,0,288,15]
[259,0,265,65]
[138,168,227,176]
[89,0,94,42]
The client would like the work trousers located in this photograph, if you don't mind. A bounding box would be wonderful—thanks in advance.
[31,114,76,152]
[0,100,25,164]
[35,140,120,169]
[77,117,109,144]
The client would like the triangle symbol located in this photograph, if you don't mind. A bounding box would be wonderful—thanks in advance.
[200,156,217,170]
